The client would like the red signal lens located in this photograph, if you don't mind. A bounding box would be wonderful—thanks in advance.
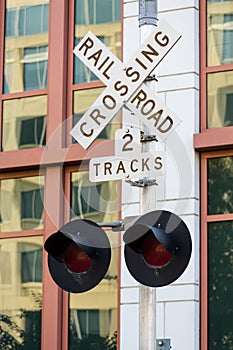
[142,234,172,267]
[64,242,94,273]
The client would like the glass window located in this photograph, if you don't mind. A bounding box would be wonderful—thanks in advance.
[207,0,233,66]
[207,71,233,128]
[0,175,44,232]
[2,95,47,151]
[23,46,48,90]
[75,0,121,26]
[21,246,42,283]
[4,1,49,93]
[73,0,121,84]
[208,221,233,350]
[71,183,102,218]
[18,4,49,36]
[70,171,119,223]
[69,171,119,349]
[72,89,120,143]
[0,236,42,349]
[207,156,233,215]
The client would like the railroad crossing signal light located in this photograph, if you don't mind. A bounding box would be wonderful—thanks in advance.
[44,210,191,293]
[44,219,111,293]
[123,210,192,287]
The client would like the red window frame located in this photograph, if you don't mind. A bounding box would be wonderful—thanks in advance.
[0,1,122,349]
[200,149,233,350]
[194,0,233,152]
[196,2,233,350]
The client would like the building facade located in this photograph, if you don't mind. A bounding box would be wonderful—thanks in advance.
[0,0,232,350]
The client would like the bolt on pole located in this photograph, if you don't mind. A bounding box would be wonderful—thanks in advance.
[138,1,158,350]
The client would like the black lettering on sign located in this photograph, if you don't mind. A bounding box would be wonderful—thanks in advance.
[147,109,163,127]
[116,161,126,174]
[88,49,102,66]
[102,60,115,80]
[158,116,173,133]
[130,159,139,173]
[141,99,156,116]
[154,156,163,170]
[93,163,101,176]
[114,81,128,96]
[125,67,140,82]
[103,95,116,110]
[141,44,159,63]
[90,109,106,125]
[142,157,150,171]
[104,162,112,175]
[122,133,134,152]
[130,89,147,107]
[80,122,93,137]
[154,31,169,47]
[135,58,147,70]
[78,37,94,55]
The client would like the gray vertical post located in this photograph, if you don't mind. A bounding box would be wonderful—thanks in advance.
[138,1,158,350]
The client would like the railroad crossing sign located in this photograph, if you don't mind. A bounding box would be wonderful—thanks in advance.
[89,128,166,182]
[71,20,181,150]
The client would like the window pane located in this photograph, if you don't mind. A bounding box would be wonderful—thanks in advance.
[208,221,233,350]
[0,236,42,349]
[207,71,233,128]
[21,247,42,283]
[207,0,233,66]
[4,1,49,93]
[72,89,120,144]
[0,175,44,232]
[73,0,121,84]
[69,171,119,349]
[70,171,119,223]
[2,95,47,151]
[207,156,233,214]
[23,46,48,91]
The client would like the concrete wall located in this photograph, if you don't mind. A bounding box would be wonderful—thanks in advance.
[121,1,200,349]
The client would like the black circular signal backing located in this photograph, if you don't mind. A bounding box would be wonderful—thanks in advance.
[45,219,111,293]
[123,210,192,287]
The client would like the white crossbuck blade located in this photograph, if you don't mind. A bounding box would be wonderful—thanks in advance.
[71,20,182,150]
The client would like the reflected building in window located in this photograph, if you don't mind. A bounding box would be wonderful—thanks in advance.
[2,0,49,152]
[4,1,49,93]
[69,171,119,348]
[0,176,44,233]
[0,237,42,349]
[207,1,233,128]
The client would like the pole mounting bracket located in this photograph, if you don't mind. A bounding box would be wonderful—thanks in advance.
[125,177,158,187]
[140,132,158,142]
[145,74,158,82]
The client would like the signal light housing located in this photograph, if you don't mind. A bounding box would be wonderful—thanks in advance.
[44,219,111,293]
[44,210,192,292]
[123,210,192,287]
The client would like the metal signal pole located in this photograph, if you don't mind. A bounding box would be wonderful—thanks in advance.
[138,1,158,350]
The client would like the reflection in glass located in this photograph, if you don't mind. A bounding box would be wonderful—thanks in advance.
[70,171,119,223]
[69,172,118,349]
[2,95,47,151]
[72,89,120,144]
[207,0,233,66]
[4,0,49,93]
[0,236,42,349]
[207,156,233,215]
[208,221,233,350]
[207,71,233,128]
[0,176,44,232]
[73,0,121,84]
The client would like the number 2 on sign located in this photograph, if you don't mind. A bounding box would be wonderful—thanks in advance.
[115,128,141,156]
